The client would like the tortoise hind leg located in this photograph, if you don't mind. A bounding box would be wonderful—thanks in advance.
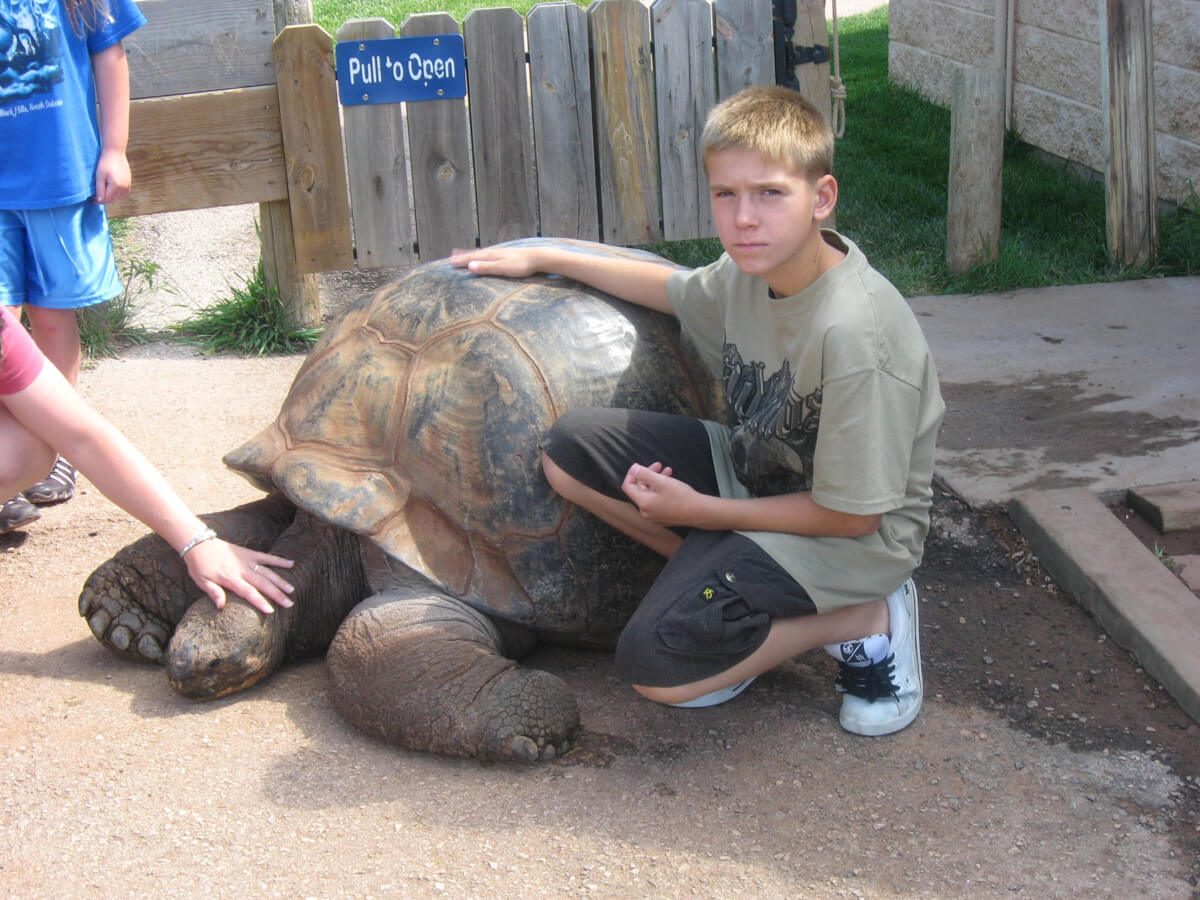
[327,587,578,763]
[78,494,296,664]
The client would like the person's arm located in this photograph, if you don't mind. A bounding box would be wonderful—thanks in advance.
[90,41,133,205]
[3,363,295,613]
[449,242,677,314]
[621,463,882,538]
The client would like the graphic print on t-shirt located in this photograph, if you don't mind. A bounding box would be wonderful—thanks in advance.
[722,342,821,497]
[0,1,66,108]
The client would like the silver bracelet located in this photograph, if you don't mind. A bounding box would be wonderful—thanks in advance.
[178,526,218,558]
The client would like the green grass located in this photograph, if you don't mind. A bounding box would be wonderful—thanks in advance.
[171,261,324,356]
[314,0,550,34]
[659,7,1197,294]
[77,254,163,359]
[790,7,1197,295]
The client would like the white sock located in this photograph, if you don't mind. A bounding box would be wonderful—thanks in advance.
[824,633,890,667]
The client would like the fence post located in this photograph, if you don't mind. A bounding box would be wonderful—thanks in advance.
[946,67,1005,274]
[264,0,321,329]
[1099,0,1157,266]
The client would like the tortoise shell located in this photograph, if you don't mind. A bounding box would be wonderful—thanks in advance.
[224,240,723,638]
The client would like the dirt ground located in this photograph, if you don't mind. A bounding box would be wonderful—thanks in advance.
[1,206,1199,898]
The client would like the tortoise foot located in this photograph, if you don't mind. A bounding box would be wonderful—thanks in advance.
[79,588,174,663]
[473,667,579,763]
[328,588,579,763]
[78,495,296,665]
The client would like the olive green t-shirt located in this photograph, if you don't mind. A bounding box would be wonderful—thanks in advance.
[666,230,945,612]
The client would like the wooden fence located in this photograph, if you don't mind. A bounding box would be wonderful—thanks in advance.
[112,0,776,308]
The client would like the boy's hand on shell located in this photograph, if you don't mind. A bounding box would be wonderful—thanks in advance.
[448,247,539,279]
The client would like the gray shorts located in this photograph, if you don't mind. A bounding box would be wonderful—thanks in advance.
[543,408,817,687]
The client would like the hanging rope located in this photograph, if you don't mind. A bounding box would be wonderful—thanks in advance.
[829,0,846,137]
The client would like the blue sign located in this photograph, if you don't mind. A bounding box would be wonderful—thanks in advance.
[336,35,467,106]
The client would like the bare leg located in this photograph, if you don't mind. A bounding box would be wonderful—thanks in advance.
[21,306,83,502]
[24,305,82,385]
[633,597,890,705]
[542,453,682,558]
[542,452,892,707]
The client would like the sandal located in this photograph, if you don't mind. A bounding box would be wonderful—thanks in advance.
[0,494,40,533]
[26,457,76,505]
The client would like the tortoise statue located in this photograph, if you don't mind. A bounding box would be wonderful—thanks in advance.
[78,239,724,762]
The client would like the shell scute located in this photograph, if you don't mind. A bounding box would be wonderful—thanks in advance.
[226,241,723,631]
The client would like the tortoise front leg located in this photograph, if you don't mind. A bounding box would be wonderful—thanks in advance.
[78,494,296,664]
[167,509,368,700]
[327,587,578,763]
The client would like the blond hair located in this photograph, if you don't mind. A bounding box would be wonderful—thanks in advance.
[64,0,110,37]
[701,86,834,179]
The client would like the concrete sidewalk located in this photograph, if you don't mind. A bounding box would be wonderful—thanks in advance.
[912,276,1200,723]
[911,276,1199,509]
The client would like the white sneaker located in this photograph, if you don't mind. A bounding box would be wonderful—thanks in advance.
[835,578,923,736]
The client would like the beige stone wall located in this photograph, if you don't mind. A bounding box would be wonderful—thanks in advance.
[888,0,1200,205]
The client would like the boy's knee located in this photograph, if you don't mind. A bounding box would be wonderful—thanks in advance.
[542,453,588,511]
[543,408,588,455]
[540,450,566,489]
[541,409,603,500]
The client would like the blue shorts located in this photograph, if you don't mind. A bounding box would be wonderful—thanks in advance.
[0,202,122,310]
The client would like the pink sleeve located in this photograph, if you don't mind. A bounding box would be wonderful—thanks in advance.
[0,306,45,395]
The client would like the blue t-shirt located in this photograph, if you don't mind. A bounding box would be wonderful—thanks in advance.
[0,0,146,210]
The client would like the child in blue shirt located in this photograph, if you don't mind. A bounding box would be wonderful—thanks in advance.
[0,0,146,532]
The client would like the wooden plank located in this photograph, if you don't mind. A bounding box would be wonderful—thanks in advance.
[464,8,538,244]
[713,0,773,100]
[337,18,415,269]
[528,2,599,240]
[652,0,716,241]
[127,0,277,99]
[108,87,287,219]
[273,25,354,273]
[1100,0,1158,266]
[791,0,831,126]
[402,13,477,260]
[590,0,661,246]
[946,67,1004,273]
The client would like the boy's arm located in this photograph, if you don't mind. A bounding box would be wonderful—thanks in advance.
[449,242,676,315]
[91,41,133,204]
[622,464,882,538]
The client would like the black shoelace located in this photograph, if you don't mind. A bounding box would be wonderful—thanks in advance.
[834,655,898,701]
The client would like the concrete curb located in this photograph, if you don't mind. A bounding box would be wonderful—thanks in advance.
[1008,487,1200,726]
[1127,480,1200,533]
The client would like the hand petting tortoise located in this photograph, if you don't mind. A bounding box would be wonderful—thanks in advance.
[0,305,295,615]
